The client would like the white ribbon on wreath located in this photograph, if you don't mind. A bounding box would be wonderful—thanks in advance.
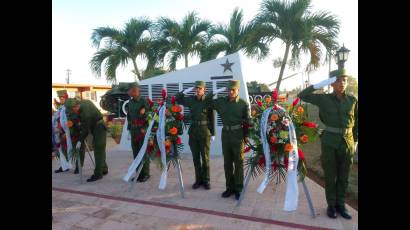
[157,103,168,190]
[122,118,156,182]
[257,105,299,211]
[52,106,72,170]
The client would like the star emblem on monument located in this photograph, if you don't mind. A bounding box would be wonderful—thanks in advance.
[220,59,234,73]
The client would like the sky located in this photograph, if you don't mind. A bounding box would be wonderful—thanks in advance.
[52,0,357,91]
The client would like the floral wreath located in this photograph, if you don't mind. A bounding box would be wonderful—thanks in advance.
[245,90,321,184]
[145,89,185,169]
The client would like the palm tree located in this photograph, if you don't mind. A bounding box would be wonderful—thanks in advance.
[90,18,157,82]
[254,0,340,91]
[209,8,270,60]
[157,12,211,70]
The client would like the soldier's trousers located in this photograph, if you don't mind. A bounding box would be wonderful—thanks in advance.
[321,140,354,206]
[90,122,108,177]
[221,129,245,193]
[131,134,150,177]
[188,133,210,183]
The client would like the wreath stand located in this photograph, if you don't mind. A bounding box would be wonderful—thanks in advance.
[236,154,316,218]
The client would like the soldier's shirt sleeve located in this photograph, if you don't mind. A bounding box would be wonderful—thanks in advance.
[204,93,216,110]
[297,85,323,107]
[207,108,215,136]
[175,91,190,107]
[242,101,251,138]
[126,102,131,131]
[353,98,358,142]
[79,112,90,142]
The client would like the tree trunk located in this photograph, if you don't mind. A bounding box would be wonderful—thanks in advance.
[184,53,188,68]
[275,43,291,93]
[132,59,141,81]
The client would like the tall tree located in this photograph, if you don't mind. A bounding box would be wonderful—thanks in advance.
[254,0,340,92]
[158,12,211,70]
[90,18,155,82]
[209,8,269,60]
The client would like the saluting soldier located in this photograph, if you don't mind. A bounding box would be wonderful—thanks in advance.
[298,69,358,219]
[126,82,151,182]
[175,81,215,190]
[206,80,251,200]
[65,98,109,182]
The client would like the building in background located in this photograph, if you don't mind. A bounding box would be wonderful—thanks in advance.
[52,83,112,113]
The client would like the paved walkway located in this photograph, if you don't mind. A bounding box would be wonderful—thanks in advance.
[52,139,358,230]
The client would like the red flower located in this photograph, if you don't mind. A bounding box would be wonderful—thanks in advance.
[272,89,278,103]
[71,135,78,143]
[256,100,262,106]
[272,162,278,171]
[298,149,305,161]
[161,88,167,99]
[244,146,251,153]
[284,156,289,170]
[258,156,265,166]
[303,122,318,128]
[176,113,184,121]
[147,98,154,107]
[151,127,158,132]
[176,137,182,145]
[146,145,153,154]
[171,96,176,105]
[270,145,277,153]
[273,104,278,110]
[292,97,300,106]
[156,149,161,157]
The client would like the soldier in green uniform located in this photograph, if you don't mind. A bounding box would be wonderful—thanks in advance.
[206,80,251,200]
[175,81,215,190]
[298,69,358,219]
[126,82,151,182]
[65,98,109,182]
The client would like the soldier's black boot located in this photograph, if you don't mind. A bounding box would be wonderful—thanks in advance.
[86,174,102,182]
[102,170,108,176]
[54,167,69,173]
[203,182,210,190]
[327,206,337,219]
[221,189,233,198]
[137,175,150,182]
[73,167,79,174]
[192,181,202,189]
[336,205,352,220]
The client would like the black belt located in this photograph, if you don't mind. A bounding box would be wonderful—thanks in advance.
[223,124,242,131]
[325,126,352,135]
[192,120,208,126]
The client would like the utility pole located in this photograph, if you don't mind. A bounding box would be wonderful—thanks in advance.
[66,69,71,84]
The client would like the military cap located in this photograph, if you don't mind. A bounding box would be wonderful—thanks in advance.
[195,81,205,88]
[329,69,350,78]
[127,82,139,89]
[65,98,80,109]
[228,80,240,90]
[56,90,67,97]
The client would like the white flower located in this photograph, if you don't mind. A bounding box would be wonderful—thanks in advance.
[282,118,289,126]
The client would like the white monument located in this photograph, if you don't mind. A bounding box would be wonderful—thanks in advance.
[119,52,251,155]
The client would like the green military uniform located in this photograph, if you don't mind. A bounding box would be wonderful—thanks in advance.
[65,99,108,179]
[298,69,358,209]
[206,80,251,196]
[175,81,215,187]
[126,82,151,179]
